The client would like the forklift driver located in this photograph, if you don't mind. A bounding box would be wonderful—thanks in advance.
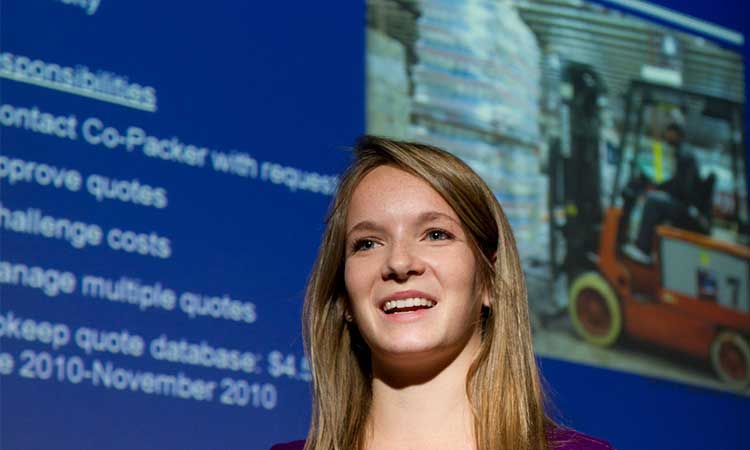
[624,122,714,264]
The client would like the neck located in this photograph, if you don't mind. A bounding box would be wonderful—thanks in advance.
[365,332,481,450]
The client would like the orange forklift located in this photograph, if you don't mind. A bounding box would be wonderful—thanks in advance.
[559,79,750,389]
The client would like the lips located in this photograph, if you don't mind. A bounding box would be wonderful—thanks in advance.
[379,290,437,315]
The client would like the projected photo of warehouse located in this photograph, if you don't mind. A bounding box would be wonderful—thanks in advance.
[366,0,748,393]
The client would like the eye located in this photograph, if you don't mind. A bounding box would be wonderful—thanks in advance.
[425,228,454,241]
[351,238,381,252]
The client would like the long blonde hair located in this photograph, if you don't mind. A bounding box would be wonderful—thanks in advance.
[303,135,550,450]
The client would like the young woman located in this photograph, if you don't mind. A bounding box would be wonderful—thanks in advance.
[271,136,613,450]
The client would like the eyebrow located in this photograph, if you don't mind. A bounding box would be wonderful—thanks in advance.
[346,220,386,239]
[417,211,461,226]
[345,210,461,239]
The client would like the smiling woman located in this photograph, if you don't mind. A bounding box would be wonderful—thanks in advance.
[344,164,487,389]
[271,136,614,450]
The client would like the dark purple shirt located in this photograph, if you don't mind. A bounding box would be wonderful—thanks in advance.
[270,428,614,449]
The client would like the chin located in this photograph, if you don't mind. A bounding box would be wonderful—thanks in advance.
[373,336,455,361]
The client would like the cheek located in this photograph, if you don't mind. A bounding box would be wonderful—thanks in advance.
[437,250,479,297]
[437,245,474,272]
[344,258,371,303]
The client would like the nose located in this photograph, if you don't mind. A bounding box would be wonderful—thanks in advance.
[382,240,425,281]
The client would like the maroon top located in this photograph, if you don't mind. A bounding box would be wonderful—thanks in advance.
[270,427,614,450]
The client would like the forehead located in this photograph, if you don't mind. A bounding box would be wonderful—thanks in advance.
[346,165,458,226]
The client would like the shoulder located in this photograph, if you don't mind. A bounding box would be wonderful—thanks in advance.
[269,440,305,450]
[548,427,615,450]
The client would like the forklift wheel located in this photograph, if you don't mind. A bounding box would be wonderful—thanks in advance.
[569,272,622,347]
[710,331,750,390]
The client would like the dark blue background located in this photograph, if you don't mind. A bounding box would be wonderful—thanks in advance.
[0,1,746,450]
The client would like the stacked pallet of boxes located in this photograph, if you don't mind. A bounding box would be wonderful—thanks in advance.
[410,0,545,259]
[367,28,412,140]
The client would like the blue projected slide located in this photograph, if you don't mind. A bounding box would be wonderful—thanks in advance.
[2,1,749,450]
[0,1,363,449]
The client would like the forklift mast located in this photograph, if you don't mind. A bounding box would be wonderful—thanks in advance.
[550,63,607,279]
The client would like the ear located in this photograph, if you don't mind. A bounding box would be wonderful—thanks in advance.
[483,252,497,308]
[340,294,354,322]
[479,283,492,308]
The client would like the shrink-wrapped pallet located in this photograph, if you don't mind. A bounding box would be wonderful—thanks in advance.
[411,0,545,257]
[367,29,412,140]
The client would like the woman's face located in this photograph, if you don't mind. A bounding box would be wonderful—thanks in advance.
[344,165,485,368]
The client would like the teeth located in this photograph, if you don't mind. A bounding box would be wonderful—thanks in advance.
[383,298,436,313]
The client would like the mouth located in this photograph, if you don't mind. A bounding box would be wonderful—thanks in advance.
[380,291,437,315]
